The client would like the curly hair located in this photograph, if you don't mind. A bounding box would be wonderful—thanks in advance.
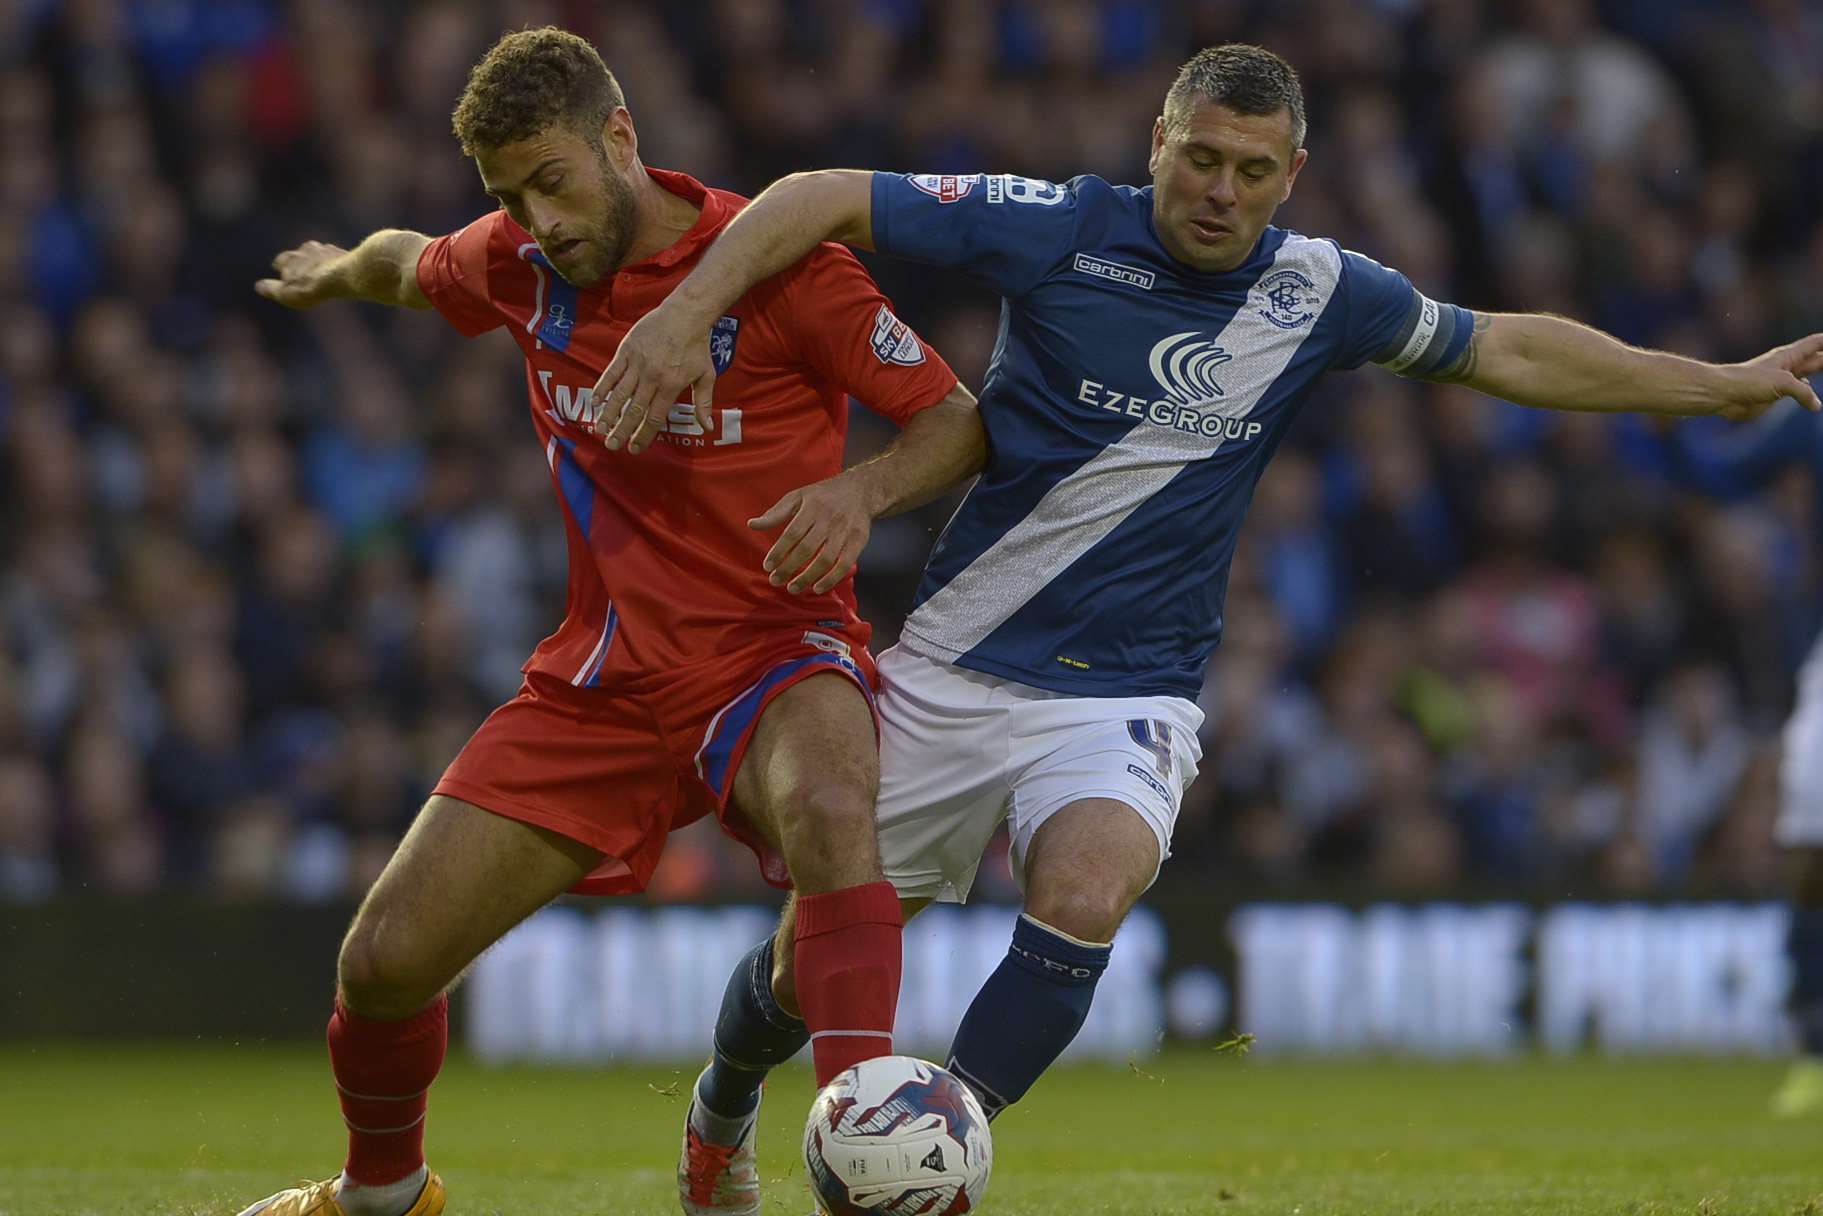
[1164,44,1306,150]
[452,27,626,157]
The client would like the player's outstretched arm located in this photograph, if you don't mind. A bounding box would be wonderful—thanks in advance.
[1416,313,1823,422]
[591,170,876,453]
[750,381,984,596]
[255,231,433,310]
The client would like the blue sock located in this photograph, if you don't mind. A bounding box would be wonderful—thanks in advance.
[698,937,808,1120]
[946,914,1111,1119]
[1790,906,1823,1057]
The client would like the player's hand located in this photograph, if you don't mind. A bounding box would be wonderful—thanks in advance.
[589,303,717,455]
[1718,334,1823,421]
[255,240,349,309]
[748,473,874,595]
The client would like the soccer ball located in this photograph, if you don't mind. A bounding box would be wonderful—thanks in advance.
[803,1055,993,1215]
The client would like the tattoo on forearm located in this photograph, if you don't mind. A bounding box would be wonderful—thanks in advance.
[1421,312,1491,384]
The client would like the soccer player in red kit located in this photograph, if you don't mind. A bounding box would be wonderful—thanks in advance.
[241,28,982,1216]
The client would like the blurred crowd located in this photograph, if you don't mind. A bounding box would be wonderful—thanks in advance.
[3,0,1822,904]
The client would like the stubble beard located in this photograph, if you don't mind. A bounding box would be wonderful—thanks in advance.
[550,152,638,288]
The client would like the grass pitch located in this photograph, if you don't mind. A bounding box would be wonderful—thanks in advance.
[0,1044,1817,1215]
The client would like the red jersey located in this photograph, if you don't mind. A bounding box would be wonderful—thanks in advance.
[415,168,958,687]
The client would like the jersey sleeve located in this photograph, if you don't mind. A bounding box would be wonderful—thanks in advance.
[777,243,959,425]
[869,172,1080,298]
[1333,247,1475,376]
[415,214,504,336]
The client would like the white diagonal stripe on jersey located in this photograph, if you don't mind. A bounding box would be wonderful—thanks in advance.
[901,235,1341,662]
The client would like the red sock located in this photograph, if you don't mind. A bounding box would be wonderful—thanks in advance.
[794,880,903,1086]
[326,994,448,1185]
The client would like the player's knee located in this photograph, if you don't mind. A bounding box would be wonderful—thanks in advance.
[1024,841,1149,942]
[1023,885,1132,945]
[777,779,877,886]
[336,918,440,1019]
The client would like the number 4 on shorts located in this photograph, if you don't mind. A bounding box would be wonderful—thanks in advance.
[1126,719,1172,779]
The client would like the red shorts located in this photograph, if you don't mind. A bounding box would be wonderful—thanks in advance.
[434,632,878,895]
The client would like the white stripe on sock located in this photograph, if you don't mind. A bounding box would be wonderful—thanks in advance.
[340,1111,427,1135]
[335,1082,430,1102]
[808,1029,893,1042]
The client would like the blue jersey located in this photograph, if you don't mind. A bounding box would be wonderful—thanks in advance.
[872,171,1474,698]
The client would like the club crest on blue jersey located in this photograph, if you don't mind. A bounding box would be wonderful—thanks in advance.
[709,315,740,373]
[1257,269,1318,329]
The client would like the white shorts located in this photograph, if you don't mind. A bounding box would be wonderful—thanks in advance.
[1779,632,1823,847]
[873,644,1204,902]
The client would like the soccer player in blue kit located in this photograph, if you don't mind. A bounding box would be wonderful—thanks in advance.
[598,44,1823,1210]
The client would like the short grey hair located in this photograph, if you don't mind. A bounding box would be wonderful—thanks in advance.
[1163,44,1307,150]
